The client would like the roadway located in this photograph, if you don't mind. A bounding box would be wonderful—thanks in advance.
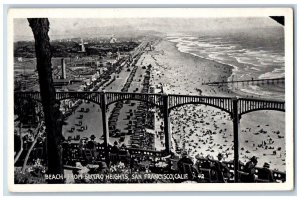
[62,42,147,145]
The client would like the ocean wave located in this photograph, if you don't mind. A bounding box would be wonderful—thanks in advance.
[235,56,261,68]
[239,86,273,97]
[258,67,285,79]
[168,35,285,97]
[174,44,237,69]
[250,67,261,71]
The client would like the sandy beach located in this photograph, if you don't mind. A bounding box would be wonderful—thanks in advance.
[61,37,285,172]
[139,38,286,172]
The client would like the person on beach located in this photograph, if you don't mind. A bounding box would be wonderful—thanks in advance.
[177,151,198,180]
[120,143,127,150]
[212,153,230,183]
[62,137,72,164]
[242,156,258,183]
[111,141,120,154]
[259,162,275,182]
[87,135,97,149]
[78,138,88,158]
[86,135,97,158]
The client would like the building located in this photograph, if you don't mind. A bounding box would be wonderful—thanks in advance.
[78,38,87,52]
[109,36,117,44]
[61,58,66,79]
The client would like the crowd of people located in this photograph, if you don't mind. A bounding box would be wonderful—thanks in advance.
[176,151,277,183]
[61,133,281,183]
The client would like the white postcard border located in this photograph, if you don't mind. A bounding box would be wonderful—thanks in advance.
[7,7,294,192]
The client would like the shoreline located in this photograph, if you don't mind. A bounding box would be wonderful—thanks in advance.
[167,38,285,100]
[147,37,286,172]
[150,39,235,97]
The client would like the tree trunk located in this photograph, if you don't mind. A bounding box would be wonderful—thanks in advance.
[27,18,64,183]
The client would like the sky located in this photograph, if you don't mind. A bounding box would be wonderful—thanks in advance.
[14,17,282,41]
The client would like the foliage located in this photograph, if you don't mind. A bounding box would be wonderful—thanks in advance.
[15,159,47,184]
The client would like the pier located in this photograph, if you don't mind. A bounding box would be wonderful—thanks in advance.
[202,77,285,86]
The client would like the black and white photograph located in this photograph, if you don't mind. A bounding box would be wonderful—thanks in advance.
[8,8,294,191]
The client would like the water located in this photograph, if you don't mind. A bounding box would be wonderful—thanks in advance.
[167,27,285,99]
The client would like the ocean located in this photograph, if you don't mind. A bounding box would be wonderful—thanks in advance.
[167,27,285,99]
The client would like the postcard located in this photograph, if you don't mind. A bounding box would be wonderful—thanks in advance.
[7,7,294,192]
